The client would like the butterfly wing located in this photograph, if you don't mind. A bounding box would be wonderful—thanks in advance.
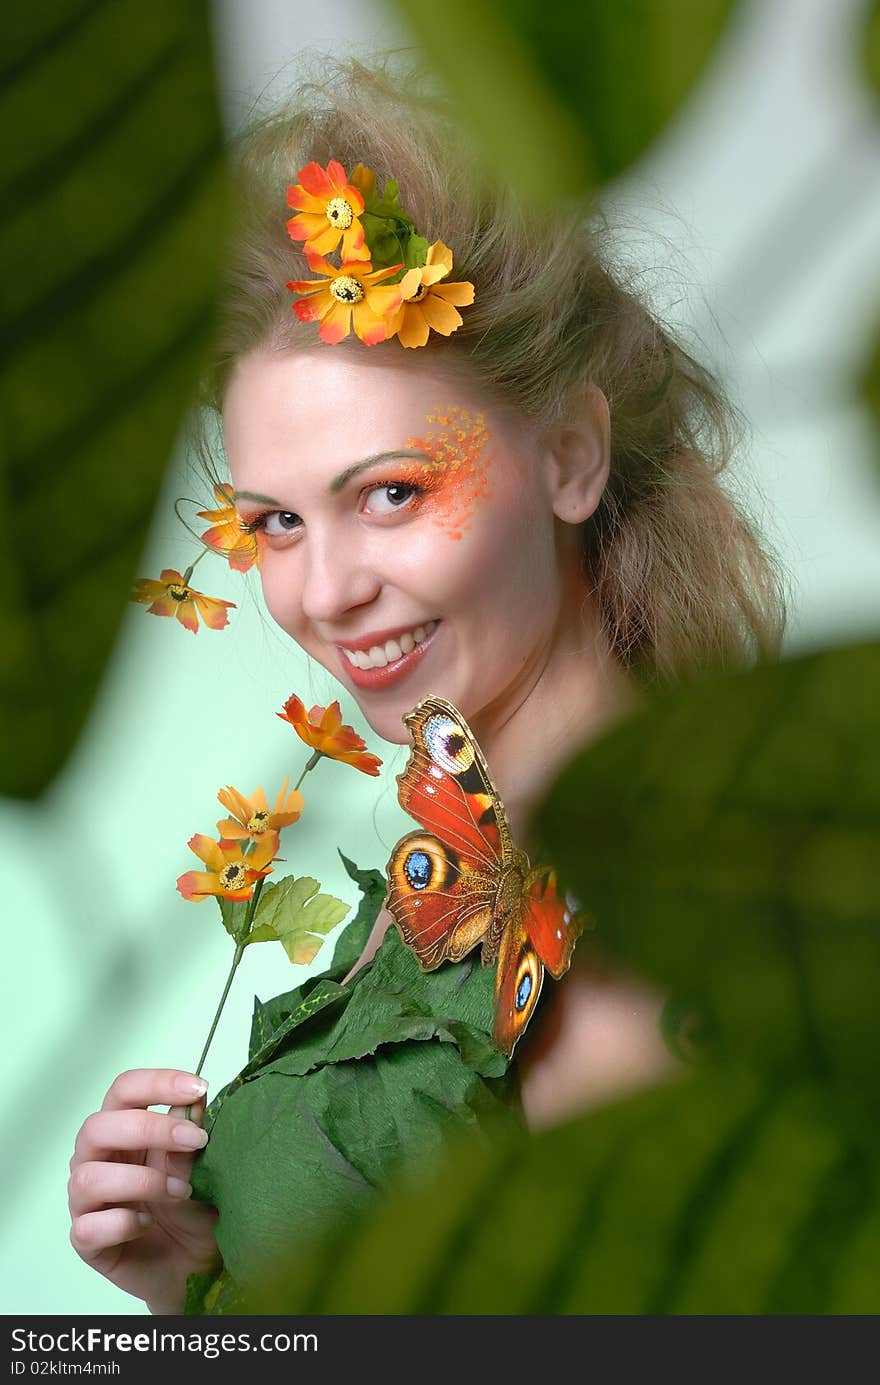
[492,873,584,1055]
[385,696,513,970]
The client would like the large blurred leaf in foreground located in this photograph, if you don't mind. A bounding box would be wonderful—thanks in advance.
[244,643,879,1313]
[251,1069,879,1314]
[0,2,226,797]
[391,0,737,202]
[540,642,880,1108]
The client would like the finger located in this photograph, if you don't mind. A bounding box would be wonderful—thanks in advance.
[70,1207,156,1264]
[72,1109,208,1167]
[68,1161,193,1217]
[100,1069,208,1113]
[163,1098,207,1183]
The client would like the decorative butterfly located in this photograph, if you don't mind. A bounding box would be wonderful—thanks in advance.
[384,694,585,1056]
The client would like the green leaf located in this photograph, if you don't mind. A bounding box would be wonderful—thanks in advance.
[537,641,880,1106]
[218,897,249,943]
[391,0,736,202]
[332,852,386,971]
[246,1069,880,1314]
[0,1,226,797]
[246,874,350,964]
[403,234,430,271]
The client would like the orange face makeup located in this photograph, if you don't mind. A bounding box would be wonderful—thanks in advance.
[402,406,493,540]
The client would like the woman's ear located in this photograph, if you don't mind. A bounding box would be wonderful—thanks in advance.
[543,386,610,524]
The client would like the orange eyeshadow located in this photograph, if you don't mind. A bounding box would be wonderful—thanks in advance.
[403,406,492,540]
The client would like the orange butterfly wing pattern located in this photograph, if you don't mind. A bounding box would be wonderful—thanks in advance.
[384,695,584,1055]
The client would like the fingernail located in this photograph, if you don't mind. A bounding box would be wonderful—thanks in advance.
[166,1176,193,1199]
[172,1123,208,1149]
[175,1075,208,1098]
[137,1212,155,1228]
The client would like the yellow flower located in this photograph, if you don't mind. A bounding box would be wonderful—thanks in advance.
[216,778,304,843]
[287,252,405,346]
[389,242,475,348]
[130,569,234,634]
[176,831,280,903]
[285,160,371,264]
[277,694,383,776]
[196,483,260,572]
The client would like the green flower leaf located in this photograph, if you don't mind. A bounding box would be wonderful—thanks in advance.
[218,897,249,943]
[403,234,430,271]
[246,874,350,964]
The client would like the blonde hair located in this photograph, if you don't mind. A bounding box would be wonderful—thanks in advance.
[201,53,786,685]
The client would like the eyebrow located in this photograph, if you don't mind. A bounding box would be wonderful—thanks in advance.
[233,450,433,508]
[328,449,432,493]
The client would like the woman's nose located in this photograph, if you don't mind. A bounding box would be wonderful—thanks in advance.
[299,532,382,624]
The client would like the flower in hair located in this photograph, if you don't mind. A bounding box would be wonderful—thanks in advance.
[285,161,474,348]
[390,242,475,349]
[196,483,260,571]
[287,251,406,346]
[286,160,370,264]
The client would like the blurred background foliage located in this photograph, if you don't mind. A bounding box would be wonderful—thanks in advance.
[1,0,878,1313]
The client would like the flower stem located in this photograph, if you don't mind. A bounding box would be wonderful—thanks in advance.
[183,876,266,1119]
[294,750,323,790]
[182,549,209,585]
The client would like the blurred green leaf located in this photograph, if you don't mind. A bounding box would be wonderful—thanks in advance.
[391,0,737,201]
[858,319,880,477]
[246,1069,880,1313]
[0,0,226,797]
[864,0,880,95]
[538,642,880,1108]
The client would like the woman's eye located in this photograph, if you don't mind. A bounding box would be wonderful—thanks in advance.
[362,482,421,515]
[262,511,302,537]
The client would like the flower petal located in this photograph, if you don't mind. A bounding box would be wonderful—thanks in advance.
[193,593,234,631]
[432,280,476,307]
[297,161,336,198]
[187,833,226,870]
[396,305,430,349]
[144,595,178,619]
[419,294,465,336]
[174,599,200,634]
[176,870,218,901]
[318,298,352,344]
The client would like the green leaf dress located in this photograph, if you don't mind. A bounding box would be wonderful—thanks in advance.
[186,857,523,1313]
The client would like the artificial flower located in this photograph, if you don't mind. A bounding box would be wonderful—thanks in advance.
[286,160,371,264]
[216,778,304,842]
[390,241,475,348]
[287,251,405,346]
[196,483,260,572]
[130,569,234,634]
[176,831,280,903]
[277,693,383,776]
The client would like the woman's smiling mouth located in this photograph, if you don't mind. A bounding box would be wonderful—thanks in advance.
[336,620,440,689]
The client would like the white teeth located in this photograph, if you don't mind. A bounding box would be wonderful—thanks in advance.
[342,621,439,671]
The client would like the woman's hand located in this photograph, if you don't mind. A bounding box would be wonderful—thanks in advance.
[69,1069,222,1314]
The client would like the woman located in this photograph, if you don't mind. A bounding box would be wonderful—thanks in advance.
[67,57,785,1314]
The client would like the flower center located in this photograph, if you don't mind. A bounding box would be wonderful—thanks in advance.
[219,862,246,889]
[168,583,190,602]
[409,283,429,303]
[330,275,365,304]
[247,810,270,834]
[325,196,354,229]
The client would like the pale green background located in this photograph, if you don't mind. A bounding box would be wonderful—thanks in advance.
[2,0,879,1315]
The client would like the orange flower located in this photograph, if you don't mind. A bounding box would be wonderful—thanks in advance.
[130,569,234,634]
[176,831,280,903]
[277,694,383,776]
[287,251,405,346]
[216,778,304,843]
[196,483,260,572]
[286,160,371,263]
[389,241,475,349]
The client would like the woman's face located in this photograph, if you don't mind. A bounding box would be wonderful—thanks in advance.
[223,347,575,744]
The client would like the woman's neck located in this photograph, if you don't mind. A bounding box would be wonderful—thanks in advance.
[468,562,636,847]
